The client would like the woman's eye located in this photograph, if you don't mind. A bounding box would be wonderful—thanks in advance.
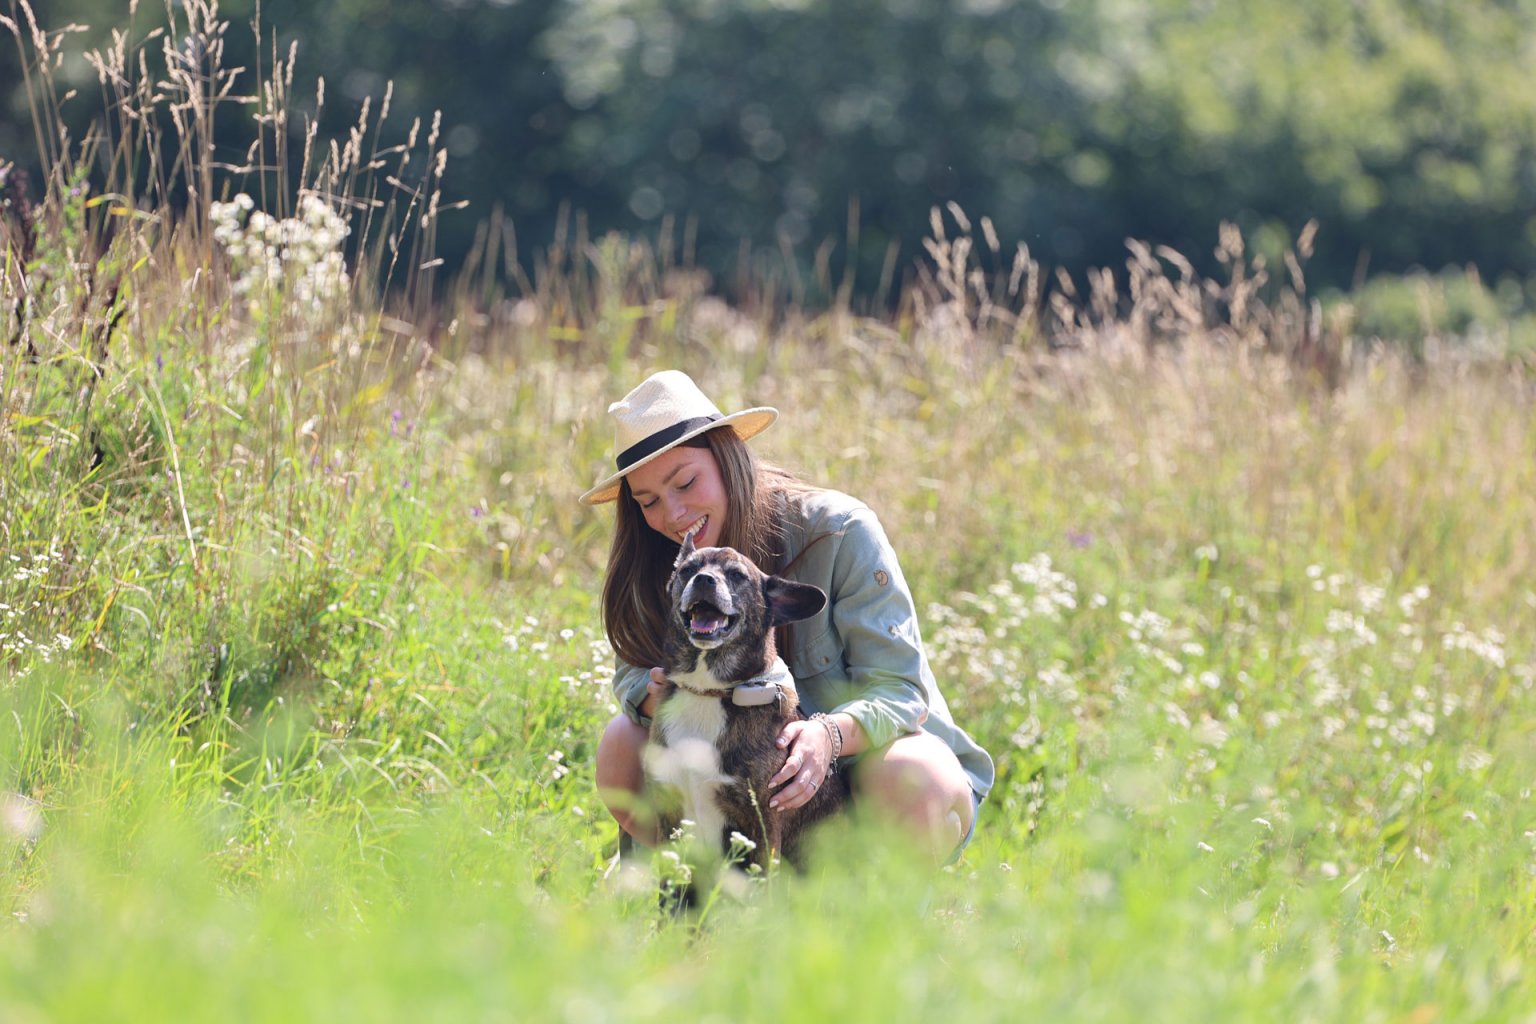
[678,477,696,491]
[639,498,657,510]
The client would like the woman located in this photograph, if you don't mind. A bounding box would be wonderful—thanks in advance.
[583,370,993,861]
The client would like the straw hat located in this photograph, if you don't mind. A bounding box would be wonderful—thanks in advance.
[579,370,777,505]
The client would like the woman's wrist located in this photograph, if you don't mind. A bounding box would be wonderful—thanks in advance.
[826,712,863,757]
[810,712,843,770]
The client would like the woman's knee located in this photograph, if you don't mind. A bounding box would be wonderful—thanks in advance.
[596,713,648,791]
[596,713,656,842]
[853,731,975,838]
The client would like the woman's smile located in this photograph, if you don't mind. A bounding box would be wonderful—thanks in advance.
[679,514,709,543]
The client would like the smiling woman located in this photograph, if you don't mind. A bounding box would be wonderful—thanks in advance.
[581,371,994,864]
[627,448,727,547]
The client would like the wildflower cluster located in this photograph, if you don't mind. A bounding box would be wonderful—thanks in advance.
[209,192,351,317]
[1441,622,1507,669]
[923,544,1535,862]
[500,615,614,706]
[928,554,1095,705]
[489,614,617,805]
[1,549,75,680]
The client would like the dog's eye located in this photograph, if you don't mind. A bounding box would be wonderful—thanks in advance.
[725,566,749,583]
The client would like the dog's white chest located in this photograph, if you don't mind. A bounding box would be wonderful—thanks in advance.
[659,666,728,735]
[648,689,733,845]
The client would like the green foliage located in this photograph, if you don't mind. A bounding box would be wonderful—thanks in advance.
[1098,0,1536,290]
[1338,267,1536,352]
[543,0,1096,295]
[6,0,1536,303]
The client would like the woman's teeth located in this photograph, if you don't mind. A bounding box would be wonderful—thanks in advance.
[680,516,707,542]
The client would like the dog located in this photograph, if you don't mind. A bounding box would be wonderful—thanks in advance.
[644,532,849,872]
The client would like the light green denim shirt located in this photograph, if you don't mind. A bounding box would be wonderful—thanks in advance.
[614,488,995,799]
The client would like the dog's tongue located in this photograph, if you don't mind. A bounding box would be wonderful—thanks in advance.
[690,608,728,634]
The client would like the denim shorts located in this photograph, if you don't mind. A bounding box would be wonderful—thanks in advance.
[946,789,985,865]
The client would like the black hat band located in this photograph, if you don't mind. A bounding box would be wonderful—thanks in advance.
[615,414,722,470]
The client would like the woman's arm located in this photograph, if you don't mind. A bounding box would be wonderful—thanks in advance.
[771,503,931,809]
[822,504,931,747]
[613,659,657,728]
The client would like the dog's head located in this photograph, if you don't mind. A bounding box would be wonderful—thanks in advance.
[669,533,826,653]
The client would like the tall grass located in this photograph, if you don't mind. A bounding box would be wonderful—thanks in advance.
[3,2,1535,1020]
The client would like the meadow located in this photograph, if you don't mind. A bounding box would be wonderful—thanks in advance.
[4,4,1536,1021]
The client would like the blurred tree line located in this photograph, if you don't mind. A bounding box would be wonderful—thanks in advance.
[4,0,1535,307]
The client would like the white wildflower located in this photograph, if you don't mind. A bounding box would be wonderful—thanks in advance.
[2,794,42,844]
[1325,609,1378,648]
[1192,716,1229,747]
[1441,622,1506,668]
[1457,749,1494,773]
[211,192,351,322]
[1010,715,1043,749]
[1398,585,1431,617]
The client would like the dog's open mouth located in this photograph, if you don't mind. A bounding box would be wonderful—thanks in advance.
[684,599,737,643]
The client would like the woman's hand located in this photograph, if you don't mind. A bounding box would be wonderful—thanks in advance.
[641,667,668,719]
[768,719,834,811]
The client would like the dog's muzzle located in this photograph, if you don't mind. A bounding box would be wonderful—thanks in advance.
[680,575,739,646]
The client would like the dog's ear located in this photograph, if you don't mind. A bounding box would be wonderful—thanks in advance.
[674,531,696,569]
[763,575,827,627]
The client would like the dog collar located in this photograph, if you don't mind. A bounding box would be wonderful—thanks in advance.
[729,658,795,706]
[730,682,783,706]
[670,659,795,706]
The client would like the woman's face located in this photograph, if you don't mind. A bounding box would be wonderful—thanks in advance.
[626,445,728,548]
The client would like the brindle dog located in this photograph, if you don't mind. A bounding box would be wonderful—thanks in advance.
[645,533,849,870]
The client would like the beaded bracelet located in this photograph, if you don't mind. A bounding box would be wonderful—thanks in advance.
[810,712,843,770]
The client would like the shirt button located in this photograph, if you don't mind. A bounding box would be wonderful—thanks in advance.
[874,570,890,587]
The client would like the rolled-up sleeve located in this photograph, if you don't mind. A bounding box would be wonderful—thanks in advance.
[613,659,654,728]
[825,508,930,748]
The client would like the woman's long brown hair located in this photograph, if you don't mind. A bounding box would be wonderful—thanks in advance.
[601,426,807,670]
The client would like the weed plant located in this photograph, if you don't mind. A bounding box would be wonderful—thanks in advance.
[2,2,1534,1021]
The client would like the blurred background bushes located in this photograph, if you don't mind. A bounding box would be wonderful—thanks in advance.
[4,0,1534,313]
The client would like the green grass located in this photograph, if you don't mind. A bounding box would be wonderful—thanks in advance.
[4,3,1536,1019]
[5,255,1535,1019]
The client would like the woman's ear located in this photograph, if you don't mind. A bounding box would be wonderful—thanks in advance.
[763,576,827,627]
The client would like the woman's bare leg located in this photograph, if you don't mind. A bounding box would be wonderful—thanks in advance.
[850,730,976,862]
[595,712,661,846]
